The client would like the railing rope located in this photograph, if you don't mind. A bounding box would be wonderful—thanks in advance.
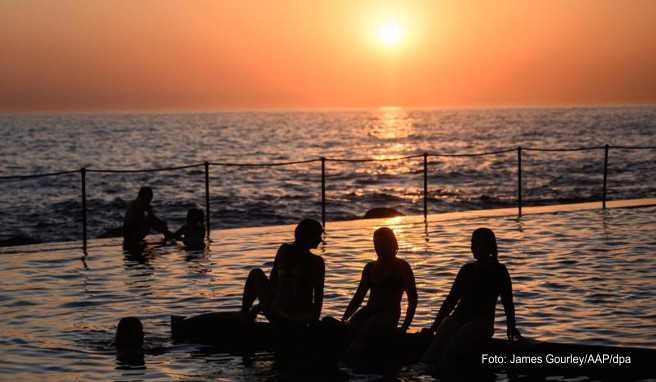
[2,144,655,251]
[2,145,653,180]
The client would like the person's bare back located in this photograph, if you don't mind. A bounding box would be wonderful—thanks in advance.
[270,242,325,321]
[241,219,325,326]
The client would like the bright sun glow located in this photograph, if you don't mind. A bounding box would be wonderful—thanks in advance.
[378,22,402,46]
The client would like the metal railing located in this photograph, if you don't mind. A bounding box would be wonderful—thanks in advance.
[1,144,655,252]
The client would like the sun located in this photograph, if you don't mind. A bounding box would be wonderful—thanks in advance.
[378,22,402,46]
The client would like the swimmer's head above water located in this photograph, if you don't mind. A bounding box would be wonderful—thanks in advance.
[373,227,399,261]
[115,317,144,349]
[471,228,498,262]
[137,186,154,206]
[294,218,324,249]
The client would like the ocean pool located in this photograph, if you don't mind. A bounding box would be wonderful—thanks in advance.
[1,202,655,381]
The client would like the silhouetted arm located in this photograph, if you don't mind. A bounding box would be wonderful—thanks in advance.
[146,205,170,236]
[400,261,418,332]
[312,257,325,322]
[342,263,371,321]
[500,264,521,339]
[269,245,284,291]
[428,265,466,333]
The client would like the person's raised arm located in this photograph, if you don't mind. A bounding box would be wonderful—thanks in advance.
[399,261,418,333]
[428,265,466,333]
[342,263,371,322]
[500,264,521,340]
[312,257,325,322]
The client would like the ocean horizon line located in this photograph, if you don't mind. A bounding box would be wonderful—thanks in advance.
[2,102,656,115]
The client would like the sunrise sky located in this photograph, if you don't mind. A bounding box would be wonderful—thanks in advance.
[1,0,655,111]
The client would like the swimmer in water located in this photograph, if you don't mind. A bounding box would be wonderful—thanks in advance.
[421,228,522,367]
[114,317,145,364]
[174,208,206,249]
[341,227,418,360]
[114,317,167,365]
[240,219,325,329]
[122,186,172,249]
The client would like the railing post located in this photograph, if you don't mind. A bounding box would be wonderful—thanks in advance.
[204,161,211,241]
[81,168,87,253]
[321,157,326,229]
[423,153,428,221]
[517,147,522,217]
[602,144,609,209]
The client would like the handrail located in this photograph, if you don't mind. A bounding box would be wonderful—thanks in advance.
[2,145,654,178]
[87,163,205,173]
[428,148,516,157]
[611,145,656,150]
[326,154,423,163]
[523,146,605,152]
[208,158,320,167]
[1,143,654,252]
[0,169,78,181]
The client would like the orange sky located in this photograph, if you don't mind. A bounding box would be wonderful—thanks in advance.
[1,0,655,111]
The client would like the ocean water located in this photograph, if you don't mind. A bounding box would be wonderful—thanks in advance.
[1,106,655,245]
[0,205,654,381]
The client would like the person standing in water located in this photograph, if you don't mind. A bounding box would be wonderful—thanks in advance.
[240,218,325,329]
[342,227,418,358]
[421,228,521,366]
[122,186,172,248]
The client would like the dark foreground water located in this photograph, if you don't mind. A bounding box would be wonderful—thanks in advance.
[1,106,655,244]
[0,206,655,381]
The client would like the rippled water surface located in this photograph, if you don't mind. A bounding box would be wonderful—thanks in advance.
[1,205,655,381]
[1,107,655,244]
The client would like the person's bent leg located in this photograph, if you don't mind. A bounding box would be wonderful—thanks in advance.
[345,311,398,363]
[420,315,460,364]
[241,268,273,320]
[443,318,493,366]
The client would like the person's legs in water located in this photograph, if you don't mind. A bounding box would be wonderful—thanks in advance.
[443,317,493,367]
[345,309,398,362]
[421,315,461,364]
[241,268,274,322]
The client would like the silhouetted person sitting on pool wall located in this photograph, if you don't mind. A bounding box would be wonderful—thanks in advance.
[122,186,172,248]
[174,208,205,250]
[240,218,325,331]
[421,228,522,368]
[341,227,418,361]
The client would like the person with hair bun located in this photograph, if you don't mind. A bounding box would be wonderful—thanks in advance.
[342,227,418,359]
[421,228,521,366]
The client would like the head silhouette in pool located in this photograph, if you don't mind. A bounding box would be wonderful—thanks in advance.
[373,226,399,262]
[471,227,498,262]
[294,218,324,250]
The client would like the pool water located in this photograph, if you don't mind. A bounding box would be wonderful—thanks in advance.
[1,204,655,381]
